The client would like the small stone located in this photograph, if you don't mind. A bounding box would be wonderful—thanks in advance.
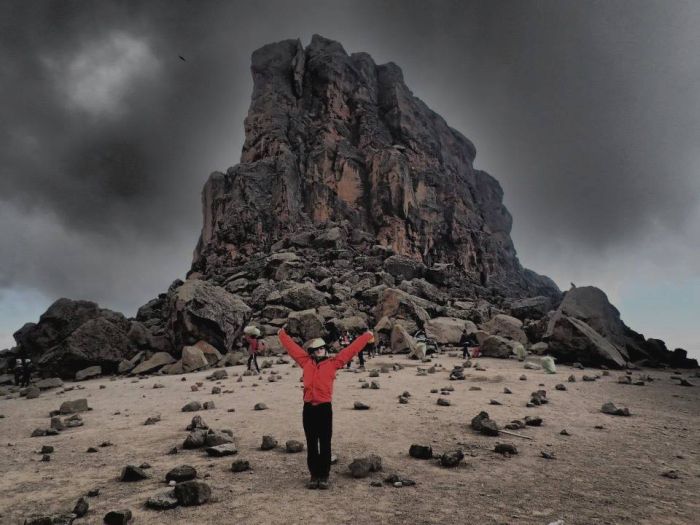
[440,449,464,468]
[120,465,149,482]
[87,488,100,497]
[253,403,268,411]
[503,387,512,394]
[408,444,432,459]
[153,383,165,389]
[103,509,133,524]
[582,375,596,382]
[430,389,438,393]
[181,401,202,412]
[437,398,451,406]
[206,443,238,457]
[370,480,383,487]
[519,375,527,381]
[370,381,380,389]
[286,440,304,453]
[353,401,370,410]
[73,497,89,517]
[541,451,556,460]
[41,454,50,462]
[494,443,518,455]
[146,490,179,510]
[139,462,151,469]
[555,384,567,391]
[212,387,221,394]
[601,402,631,416]
[231,459,251,472]
[662,470,680,479]
[679,379,694,387]
[41,445,54,454]
[166,465,197,483]
[144,415,161,425]
[173,480,211,506]
[568,374,576,382]
[468,386,481,391]
[167,447,178,455]
[203,401,216,410]
[398,396,408,404]
[261,435,278,450]
[489,399,502,405]
[560,429,570,436]
[524,416,543,426]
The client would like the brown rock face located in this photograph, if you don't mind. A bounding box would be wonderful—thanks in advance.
[191,34,558,300]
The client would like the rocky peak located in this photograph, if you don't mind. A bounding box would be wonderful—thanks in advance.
[192,34,559,301]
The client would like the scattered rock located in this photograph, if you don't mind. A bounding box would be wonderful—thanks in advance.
[73,497,89,517]
[555,384,567,391]
[439,449,464,468]
[494,443,518,455]
[662,470,680,479]
[103,509,133,524]
[286,440,304,453]
[519,375,527,381]
[408,444,433,459]
[186,415,208,431]
[120,465,149,482]
[524,416,543,426]
[489,399,502,405]
[144,416,161,425]
[174,480,211,506]
[437,398,451,406]
[146,490,179,510]
[40,445,54,454]
[231,459,251,472]
[206,443,238,457]
[541,451,556,460]
[471,411,499,436]
[254,403,268,411]
[260,435,278,450]
[75,365,101,381]
[59,398,89,414]
[181,401,202,412]
[349,455,383,478]
[166,465,197,483]
[503,387,512,394]
[203,401,216,410]
[601,402,631,416]
[354,401,370,410]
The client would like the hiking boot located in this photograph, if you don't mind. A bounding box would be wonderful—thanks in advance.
[306,478,319,489]
[318,478,329,490]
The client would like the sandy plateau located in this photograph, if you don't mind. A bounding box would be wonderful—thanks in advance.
[1,355,698,525]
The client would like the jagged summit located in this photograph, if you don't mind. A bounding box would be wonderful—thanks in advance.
[192,34,558,300]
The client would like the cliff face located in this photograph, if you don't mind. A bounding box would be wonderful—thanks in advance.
[192,35,559,300]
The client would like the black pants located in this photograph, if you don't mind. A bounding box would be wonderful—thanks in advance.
[302,402,332,480]
[21,370,30,387]
[462,346,469,359]
[247,354,259,372]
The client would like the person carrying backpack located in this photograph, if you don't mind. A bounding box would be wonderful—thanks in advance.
[244,333,263,373]
[278,327,372,490]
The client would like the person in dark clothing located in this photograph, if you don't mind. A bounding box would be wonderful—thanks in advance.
[20,358,32,387]
[13,358,22,386]
[279,328,372,489]
[244,334,263,373]
[459,329,479,360]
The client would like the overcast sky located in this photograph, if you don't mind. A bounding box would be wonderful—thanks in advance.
[1,0,698,359]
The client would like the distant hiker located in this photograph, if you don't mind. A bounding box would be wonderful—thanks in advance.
[460,329,479,360]
[345,332,365,369]
[20,357,32,387]
[365,334,376,358]
[278,327,373,490]
[243,327,263,373]
[13,358,22,386]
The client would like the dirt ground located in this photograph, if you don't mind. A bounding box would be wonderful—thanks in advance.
[1,353,698,525]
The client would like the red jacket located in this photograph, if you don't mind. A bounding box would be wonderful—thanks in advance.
[279,329,372,405]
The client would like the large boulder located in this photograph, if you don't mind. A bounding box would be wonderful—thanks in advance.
[75,366,101,381]
[390,323,422,358]
[167,279,251,353]
[286,309,326,340]
[327,316,368,335]
[480,335,523,359]
[481,314,528,345]
[545,315,627,368]
[275,283,328,310]
[373,288,434,327]
[509,296,552,321]
[397,278,445,304]
[131,352,175,375]
[181,346,210,373]
[424,317,477,345]
[383,255,426,282]
[32,311,137,379]
[193,340,222,365]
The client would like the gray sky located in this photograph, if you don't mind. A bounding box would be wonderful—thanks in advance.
[1,1,698,358]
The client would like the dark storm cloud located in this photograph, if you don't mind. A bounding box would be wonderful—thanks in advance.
[0,0,698,352]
